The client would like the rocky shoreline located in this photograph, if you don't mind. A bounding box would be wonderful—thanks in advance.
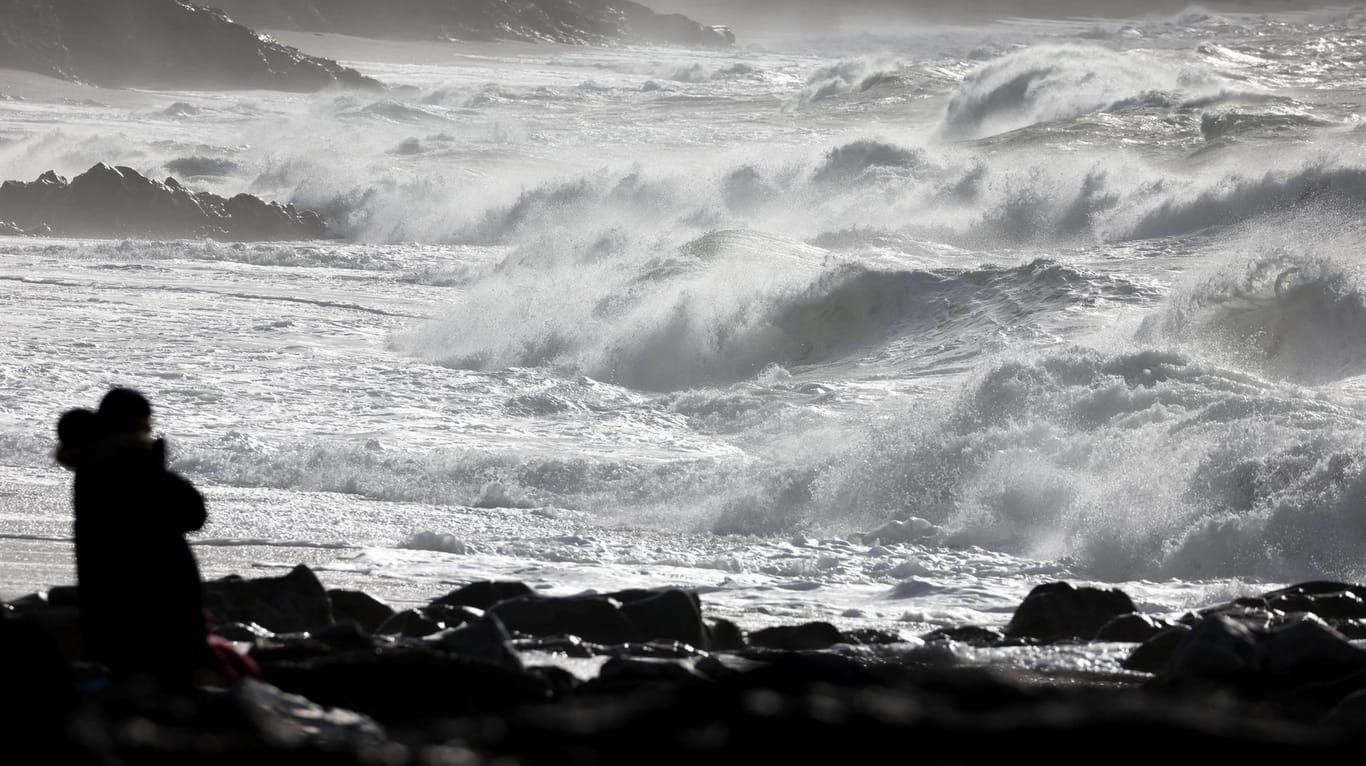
[0,0,379,91]
[5,565,1366,762]
[0,164,329,241]
[205,0,736,48]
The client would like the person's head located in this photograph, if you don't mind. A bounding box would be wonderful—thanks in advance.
[54,408,102,469]
[98,388,153,436]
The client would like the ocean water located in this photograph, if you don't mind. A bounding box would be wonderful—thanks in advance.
[4,7,1366,670]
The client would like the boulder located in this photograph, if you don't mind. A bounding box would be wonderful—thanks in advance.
[1266,587,1366,621]
[842,628,904,645]
[1004,582,1137,642]
[1153,613,1366,684]
[613,588,706,648]
[748,622,844,651]
[1095,613,1169,643]
[375,609,442,638]
[430,614,522,671]
[212,622,273,642]
[1122,625,1192,674]
[922,626,1004,646]
[327,589,394,633]
[489,595,636,645]
[262,646,551,720]
[706,618,746,651]
[0,164,328,241]
[0,0,379,91]
[485,589,707,647]
[431,580,534,611]
[203,564,334,635]
[1163,615,1259,680]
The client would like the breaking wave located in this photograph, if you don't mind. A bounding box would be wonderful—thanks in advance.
[944,45,1231,139]
[397,230,1145,391]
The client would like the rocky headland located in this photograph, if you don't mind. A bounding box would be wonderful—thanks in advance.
[5,565,1366,763]
[0,164,328,241]
[204,0,736,47]
[0,0,378,91]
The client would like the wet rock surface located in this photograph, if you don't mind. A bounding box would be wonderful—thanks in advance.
[0,164,329,241]
[204,0,735,48]
[0,0,379,91]
[7,571,1366,762]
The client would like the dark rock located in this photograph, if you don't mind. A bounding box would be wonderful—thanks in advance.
[212,621,273,642]
[431,580,534,611]
[309,621,377,652]
[1156,613,1366,684]
[1164,615,1259,680]
[1267,589,1366,621]
[423,603,484,630]
[842,628,904,645]
[1095,613,1169,643]
[248,635,336,664]
[749,622,844,651]
[1263,581,1366,600]
[706,618,746,651]
[615,589,706,648]
[231,678,390,749]
[490,595,636,645]
[430,614,522,671]
[1324,688,1366,729]
[922,625,1004,646]
[1259,616,1366,679]
[528,664,581,695]
[512,634,594,658]
[1004,582,1137,642]
[1123,625,1193,674]
[327,589,394,633]
[0,0,379,91]
[0,164,328,241]
[590,656,708,689]
[262,646,551,720]
[375,608,442,638]
[1335,619,1366,640]
[203,564,334,635]
[203,0,735,48]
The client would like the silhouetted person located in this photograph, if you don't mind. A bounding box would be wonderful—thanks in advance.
[61,388,210,685]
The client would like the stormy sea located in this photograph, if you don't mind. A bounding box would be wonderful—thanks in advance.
[5,2,1366,684]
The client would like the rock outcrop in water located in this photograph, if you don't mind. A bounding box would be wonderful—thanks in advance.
[0,0,379,91]
[205,0,735,47]
[0,164,328,241]
[7,569,1366,761]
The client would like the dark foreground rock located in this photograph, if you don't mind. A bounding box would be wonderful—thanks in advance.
[205,0,735,47]
[204,564,334,633]
[0,164,328,241]
[9,571,1366,762]
[1005,581,1137,642]
[0,0,379,91]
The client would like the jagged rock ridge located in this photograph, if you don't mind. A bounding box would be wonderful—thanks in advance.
[0,0,379,91]
[206,0,735,47]
[0,164,328,241]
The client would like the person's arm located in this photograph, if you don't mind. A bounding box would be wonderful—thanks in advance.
[161,471,207,533]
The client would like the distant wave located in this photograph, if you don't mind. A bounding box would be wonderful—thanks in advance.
[943,45,1230,139]
[396,228,1148,391]
[1139,250,1366,384]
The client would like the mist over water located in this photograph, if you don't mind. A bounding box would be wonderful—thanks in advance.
[5,4,1366,625]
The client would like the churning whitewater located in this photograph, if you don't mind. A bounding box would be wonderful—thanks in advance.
[4,7,1366,651]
